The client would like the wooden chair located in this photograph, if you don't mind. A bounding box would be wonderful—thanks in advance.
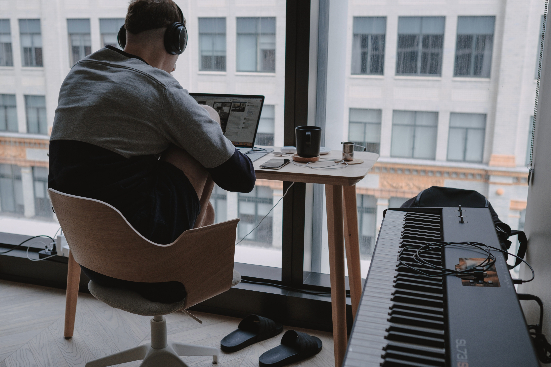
[49,188,240,366]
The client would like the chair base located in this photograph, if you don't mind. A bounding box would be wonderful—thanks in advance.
[85,316,219,367]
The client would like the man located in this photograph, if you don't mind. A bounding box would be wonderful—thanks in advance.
[48,0,255,302]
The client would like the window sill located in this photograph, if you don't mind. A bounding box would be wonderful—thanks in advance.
[452,77,491,82]
[197,71,227,76]
[21,66,45,71]
[349,74,384,79]
[394,75,442,81]
[235,72,276,77]
[0,131,50,140]
[0,66,15,70]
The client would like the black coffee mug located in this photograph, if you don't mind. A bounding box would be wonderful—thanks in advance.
[296,126,322,158]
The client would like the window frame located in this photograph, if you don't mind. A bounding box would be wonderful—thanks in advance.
[446,113,486,163]
[390,110,438,160]
[351,17,386,75]
[0,19,13,67]
[236,17,276,73]
[454,16,496,78]
[396,16,445,76]
[0,94,18,132]
[24,95,47,135]
[19,19,43,67]
[198,17,227,72]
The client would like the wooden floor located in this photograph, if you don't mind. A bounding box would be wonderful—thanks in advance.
[0,279,334,367]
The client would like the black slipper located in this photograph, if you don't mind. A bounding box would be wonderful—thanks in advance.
[221,314,283,353]
[259,330,323,367]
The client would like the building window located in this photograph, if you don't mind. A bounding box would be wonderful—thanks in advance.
[0,94,17,132]
[100,18,125,49]
[255,105,274,146]
[0,164,24,215]
[237,17,276,73]
[351,17,385,75]
[391,110,438,159]
[454,16,495,78]
[396,17,445,76]
[348,108,381,154]
[19,19,42,67]
[210,185,227,224]
[238,186,273,245]
[33,167,51,218]
[357,194,376,258]
[199,18,226,71]
[0,19,13,66]
[447,113,486,163]
[67,19,92,66]
[25,95,47,135]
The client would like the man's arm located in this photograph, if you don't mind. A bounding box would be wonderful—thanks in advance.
[207,149,255,193]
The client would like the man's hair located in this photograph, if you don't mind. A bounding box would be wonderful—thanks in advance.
[125,0,182,35]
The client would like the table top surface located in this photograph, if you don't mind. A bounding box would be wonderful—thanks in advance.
[253,149,379,186]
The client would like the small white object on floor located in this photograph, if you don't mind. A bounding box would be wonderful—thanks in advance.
[320,147,331,155]
[281,146,297,154]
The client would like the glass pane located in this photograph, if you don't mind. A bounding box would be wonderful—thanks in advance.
[447,127,466,161]
[391,124,414,157]
[465,128,485,162]
[413,125,437,159]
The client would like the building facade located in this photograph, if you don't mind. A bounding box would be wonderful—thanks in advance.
[0,0,542,273]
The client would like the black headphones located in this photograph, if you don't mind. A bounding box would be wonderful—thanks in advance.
[117,3,188,55]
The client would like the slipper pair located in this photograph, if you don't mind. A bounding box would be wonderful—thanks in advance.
[221,314,322,367]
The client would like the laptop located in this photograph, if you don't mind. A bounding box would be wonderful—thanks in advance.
[189,93,273,162]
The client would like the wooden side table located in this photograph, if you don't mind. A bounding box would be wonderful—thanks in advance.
[255,150,379,367]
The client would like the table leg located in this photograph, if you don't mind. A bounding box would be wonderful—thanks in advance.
[343,185,362,319]
[64,251,81,338]
[325,184,347,367]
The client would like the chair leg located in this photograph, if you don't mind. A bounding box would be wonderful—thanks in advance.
[86,344,149,367]
[64,251,81,338]
[172,342,220,364]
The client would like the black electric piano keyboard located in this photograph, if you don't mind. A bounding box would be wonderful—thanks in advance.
[343,207,538,367]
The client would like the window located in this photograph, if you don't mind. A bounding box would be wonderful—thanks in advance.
[454,16,495,78]
[348,108,381,153]
[0,164,23,215]
[19,19,42,67]
[391,110,438,159]
[357,194,376,258]
[0,94,17,132]
[351,17,385,75]
[237,17,276,72]
[67,19,91,66]
[199,18,226,71]
[238,185,273,245]
[447,113,486,163]
[33,167,51,218]
[210,185,227,224]
[396,17,445,76]
[100,18,125,49]
[25,95,47,135]
[255,105,274,146]
[0,19,13,66]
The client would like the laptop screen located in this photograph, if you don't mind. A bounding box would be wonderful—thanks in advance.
[189,93,265,148]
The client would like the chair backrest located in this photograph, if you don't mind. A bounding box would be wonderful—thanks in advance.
[49,188,239,308]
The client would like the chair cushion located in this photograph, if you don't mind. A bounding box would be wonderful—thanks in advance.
[88,281,187,316]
